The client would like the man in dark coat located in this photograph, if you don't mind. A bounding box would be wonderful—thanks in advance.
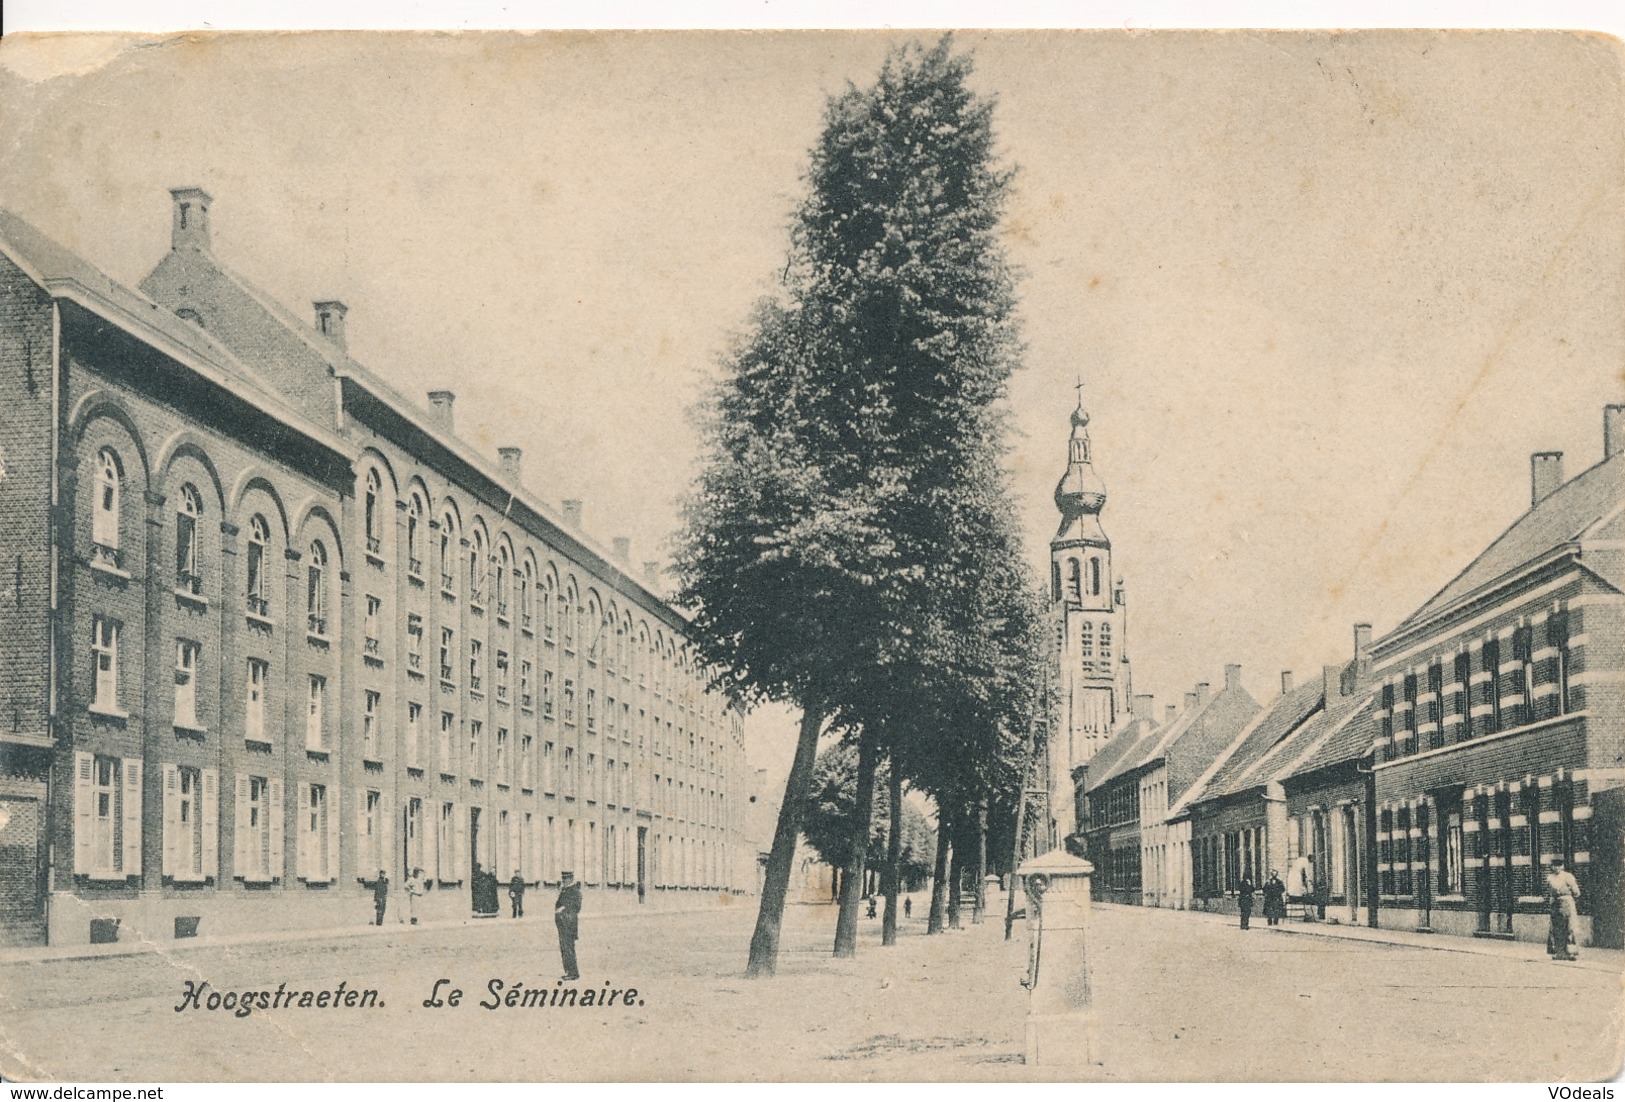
[1262,869,1287,926]
[555,870,582,980]
[1237,872,1256,930]
[373,869,390,926]
[509,871,526,919]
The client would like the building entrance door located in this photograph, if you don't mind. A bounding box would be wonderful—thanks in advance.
[468,806,482,909]
[0,794,46,947]
[1342,804,1360,923]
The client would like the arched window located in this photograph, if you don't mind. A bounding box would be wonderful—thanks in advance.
[1080,620,1095,675]
[542,573,556,640]
[439,514,458,594]
[519,561,534,630]
[562,586,576,651]
[93,449,121,552]
[364,470,383,556]
[1100,622,1112,663]
[176,484,203,593]
[469,531,487,606]
[307,540,329,635]
[1066,559,1082,602]
[496,546,511,617]
[1090,557,1102,597]
[406,494,424,576]
[1051,561,1062,602]
[247,514,270,616]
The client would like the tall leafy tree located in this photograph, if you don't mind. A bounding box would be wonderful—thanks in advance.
[674,34,1024,974]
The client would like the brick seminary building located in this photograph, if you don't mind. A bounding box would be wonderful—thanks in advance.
[0,191,759,948]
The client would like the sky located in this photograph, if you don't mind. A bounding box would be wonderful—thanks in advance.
[1,28,1621,784]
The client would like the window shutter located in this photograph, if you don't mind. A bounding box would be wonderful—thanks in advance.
[201,768,219,879]
[234,774,249,874]
[356,786,369,876]
[424,803,439,883]
[267,778,285,879]
[454,803,468,881]
[380,790,394,877]
[121,758,142,876]
[297,782,312,878]
[74,752,93,875]
[326,783,341,883]
[162,764,180,877]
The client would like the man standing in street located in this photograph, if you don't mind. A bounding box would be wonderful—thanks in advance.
[555,870,582,980]
[509,870,526,919]
[1237,871,1256,930]
[404,867,424,926]
[373,869,390,926]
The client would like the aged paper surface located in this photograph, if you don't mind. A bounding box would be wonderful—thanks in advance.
[0,29,1621,1083]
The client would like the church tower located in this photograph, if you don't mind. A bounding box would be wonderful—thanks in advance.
[1048,386,1133,818]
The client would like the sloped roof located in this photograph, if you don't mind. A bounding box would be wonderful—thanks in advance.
[1394,452,1624,635]
[1282,693,1377,778]
[1183,677,1325,808]
[0,209,345,453]
[1081,714,1160,790]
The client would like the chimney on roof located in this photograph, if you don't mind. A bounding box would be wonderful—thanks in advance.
[1133,694,1154,719]
[1281,670,1294,695]
[1531,451,1564,507]
[1352,622,1374,690]
[427,391,455,434]
[1195,682,1211,706]
[1183,692,1198,713]
[169,187,212,252]
[1606,404,1624,460]
[498,447,523,483]
[313,301,347,350]
[1224,664,1242,692]
[1165,704,1178,724]
[643,561,660,587]
[1323,664,1343,703]
[612,537,631,566]
[561,500,583,529]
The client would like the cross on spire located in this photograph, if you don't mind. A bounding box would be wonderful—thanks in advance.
[1074,375,1085,404]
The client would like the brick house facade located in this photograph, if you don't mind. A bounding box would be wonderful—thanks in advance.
[0,193,759,947]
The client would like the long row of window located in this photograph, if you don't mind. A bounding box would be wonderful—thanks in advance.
[1378,610,1573,761]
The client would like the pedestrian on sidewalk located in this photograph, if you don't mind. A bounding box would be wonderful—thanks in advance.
[904,896,913,919]
[372,869,390,926]
[867,895,878,919]
[1262,869,1286,927]
[404,867,424,925]
[1546,857,1582,962]
[509,871,526,919]
[1237,872,1256,930]
[555,870,582,981]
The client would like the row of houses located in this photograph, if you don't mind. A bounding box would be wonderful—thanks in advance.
[0,190,767,947]
[1071,406,1624,949]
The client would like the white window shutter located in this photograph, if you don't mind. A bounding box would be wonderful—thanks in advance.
[454,803,468,881]
[267,778,284,879]
[201,768,219,879]
[424,803,439,883]
[162,764,179,877]
[234,773,249,874]
[73,752,93,875]
[297,781,312,878]
[380,790,394,877]
[121,758,142,876]
[326,783,340,882]
[355,786,369,876]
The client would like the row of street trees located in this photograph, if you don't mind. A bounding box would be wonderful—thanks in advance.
[673,36,1044,977]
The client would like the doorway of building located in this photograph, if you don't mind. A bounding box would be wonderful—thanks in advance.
[1342,803,1361,924]
[1590,789,1623,949]
[0,794,46,947]
[637,826,648,904]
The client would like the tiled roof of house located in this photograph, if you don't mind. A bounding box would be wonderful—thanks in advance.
[0,208,342,451]
[1394,452,1624,635]
[1185,678,1325,806]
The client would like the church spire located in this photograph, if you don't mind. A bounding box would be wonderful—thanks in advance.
[1054,381,1109,545]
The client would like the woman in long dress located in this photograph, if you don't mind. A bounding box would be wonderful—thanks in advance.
[1546,857,1582,961]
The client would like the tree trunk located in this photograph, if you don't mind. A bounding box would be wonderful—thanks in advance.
[972,800,988,924]
[882,762,902,946]
[833,725,878,957]
[948,821,964,929]
[928,808,951,934]
[1005,713,1036,940]
[746,704,824,978]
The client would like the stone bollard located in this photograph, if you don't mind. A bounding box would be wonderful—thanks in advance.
[1017,848,1098,1067]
